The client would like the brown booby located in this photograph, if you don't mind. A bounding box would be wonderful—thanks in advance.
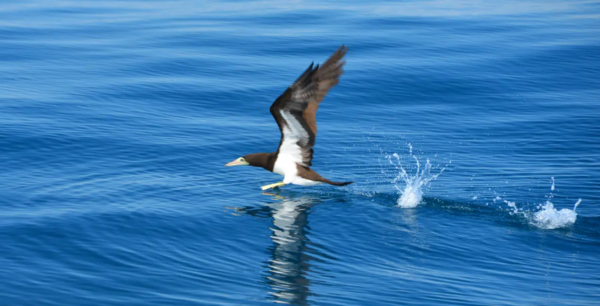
[225,45,353,190]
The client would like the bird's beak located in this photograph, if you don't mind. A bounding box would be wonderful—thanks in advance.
[225,158,249,167]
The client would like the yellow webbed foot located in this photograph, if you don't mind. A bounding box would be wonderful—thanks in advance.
[261,181,285,191]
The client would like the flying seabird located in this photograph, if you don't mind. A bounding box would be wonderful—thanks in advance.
[225,45,353,190]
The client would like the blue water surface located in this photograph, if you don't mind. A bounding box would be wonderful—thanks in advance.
[1,1,599,305]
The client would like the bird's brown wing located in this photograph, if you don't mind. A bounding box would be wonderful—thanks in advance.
[269,45,348,167]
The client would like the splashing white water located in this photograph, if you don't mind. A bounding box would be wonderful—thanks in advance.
[530,178,581,229]
[532,199,581,230]
[386,145,445,208]
[497,178,582,229]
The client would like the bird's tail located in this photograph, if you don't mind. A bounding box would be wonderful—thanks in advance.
[321,179,353,186]
[301,167,353,187]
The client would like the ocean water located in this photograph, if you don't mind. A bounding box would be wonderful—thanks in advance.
[1,0,599,305]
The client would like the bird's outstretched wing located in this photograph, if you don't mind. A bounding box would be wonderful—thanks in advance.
[270,45,347,167]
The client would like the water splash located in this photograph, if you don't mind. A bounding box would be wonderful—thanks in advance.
[386,145,445,208]
[530,178,581,229]
[531,199,581,230]
[496,178,582,229]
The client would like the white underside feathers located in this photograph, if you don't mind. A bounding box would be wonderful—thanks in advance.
[273,110,320,186]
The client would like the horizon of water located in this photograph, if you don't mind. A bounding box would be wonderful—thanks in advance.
[1,0,599,305]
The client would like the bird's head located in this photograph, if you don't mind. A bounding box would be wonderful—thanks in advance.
[225,156,250,167]
[225,153,270,168]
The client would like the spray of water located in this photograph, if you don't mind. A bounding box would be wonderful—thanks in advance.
[530,177,581,229]
[386,144,445,208]
[531,199,581,230]
[497,177,582,229]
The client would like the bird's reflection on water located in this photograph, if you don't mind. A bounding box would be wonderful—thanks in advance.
[232,192,320,305]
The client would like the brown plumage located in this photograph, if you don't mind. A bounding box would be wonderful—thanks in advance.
[297,46,347,136]
[296,164,352,186]
[270,45,348,167]
[242,152,352,186]
[243,152,276,171]
[228,46,352,188]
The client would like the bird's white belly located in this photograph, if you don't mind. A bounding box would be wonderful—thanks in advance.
[273,154,297,177]
[291,176,322,186]
[273,154,322,186]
